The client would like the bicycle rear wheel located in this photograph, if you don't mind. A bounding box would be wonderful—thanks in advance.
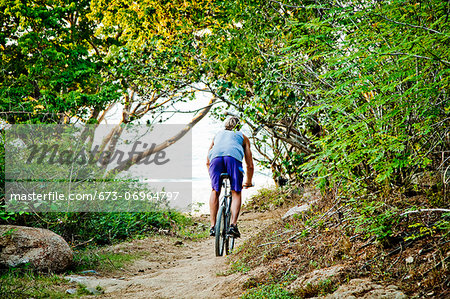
[215,205,226,256]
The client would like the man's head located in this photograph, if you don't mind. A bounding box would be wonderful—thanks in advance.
[224,116,241,131]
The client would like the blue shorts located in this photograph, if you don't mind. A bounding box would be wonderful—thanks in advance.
[209,156,244,192]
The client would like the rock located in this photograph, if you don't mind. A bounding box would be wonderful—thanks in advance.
[0,225,73,272]
[65,275,88,284]
[288,265,347,292]
[282,204,310,220]
[323,278,407,298]
[289,266,407,298]
[410,171,441,187]
[65,275,126,294]
[85,287,104,295]
[65,288,77,295]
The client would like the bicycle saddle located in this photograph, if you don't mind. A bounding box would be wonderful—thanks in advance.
[220,173,230,180]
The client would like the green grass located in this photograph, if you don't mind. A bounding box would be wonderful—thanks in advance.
[230,260,251,274]
[241,283,295,299]
[71,247,147,273]
[175,220,209,240]
[0,269,70,298]
[217,259,251,276]
[293,279,338,298]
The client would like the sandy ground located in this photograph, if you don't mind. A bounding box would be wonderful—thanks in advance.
[72,210,282,299]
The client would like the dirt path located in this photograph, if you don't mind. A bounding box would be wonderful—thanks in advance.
[70,210,282,299]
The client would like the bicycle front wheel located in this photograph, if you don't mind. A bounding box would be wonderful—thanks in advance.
[215,205,226,256]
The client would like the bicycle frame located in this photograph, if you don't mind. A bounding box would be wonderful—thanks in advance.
[221,176,232,215]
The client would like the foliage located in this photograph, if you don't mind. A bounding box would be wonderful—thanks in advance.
[298,0,450,193]
[1,3,449,291]
[294,279,338,298]
[5,209,189,246]
[245,186,300,212]
[186,0,450,245]
[241,283,294,299]
[0,133,14,222]
[0,0,216,128]
[0,0,121,124]
[189,0,450,196]
[2,0,448,188]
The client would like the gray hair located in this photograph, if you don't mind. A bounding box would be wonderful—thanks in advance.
[224,116,241,131]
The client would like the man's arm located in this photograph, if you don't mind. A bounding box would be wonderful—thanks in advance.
[206,140,214,170]
[242,135,254,187]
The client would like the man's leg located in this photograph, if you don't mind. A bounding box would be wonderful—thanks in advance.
[208,157,223,229]
[230,190,241,225]
[209,189,220,227]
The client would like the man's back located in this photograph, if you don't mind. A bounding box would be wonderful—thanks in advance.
[208,130,244,162]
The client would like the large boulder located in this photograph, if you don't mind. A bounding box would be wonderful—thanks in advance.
[288,266,407,298]
[282,204,310,220]
[288,265,348,293]
[0,225,73,272]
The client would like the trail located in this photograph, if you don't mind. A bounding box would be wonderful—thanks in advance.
[72,211,280,299]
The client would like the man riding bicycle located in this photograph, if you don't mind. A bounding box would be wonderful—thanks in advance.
[206,116,254,238]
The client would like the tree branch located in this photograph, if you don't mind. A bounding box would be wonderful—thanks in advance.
[375,14,448,36]
[106,97,217,175]
[400,209,450,216]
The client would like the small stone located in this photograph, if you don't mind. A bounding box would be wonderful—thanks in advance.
[85,287,103,295]
[406,256,414,264]
[65,275,88,284]
[65,288,77,294]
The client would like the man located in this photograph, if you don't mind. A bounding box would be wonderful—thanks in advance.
[206,116,254,238]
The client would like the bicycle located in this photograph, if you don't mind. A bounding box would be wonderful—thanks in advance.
[215,173,235,256]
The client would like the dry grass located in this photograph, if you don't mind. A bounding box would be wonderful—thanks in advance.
[230,186,450,298]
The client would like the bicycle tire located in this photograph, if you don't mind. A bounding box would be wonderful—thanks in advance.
[215,205,226,256]
[225,209,235,255]
[227,235,235,255]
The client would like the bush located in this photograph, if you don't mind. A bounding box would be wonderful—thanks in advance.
[2,209,190,246]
